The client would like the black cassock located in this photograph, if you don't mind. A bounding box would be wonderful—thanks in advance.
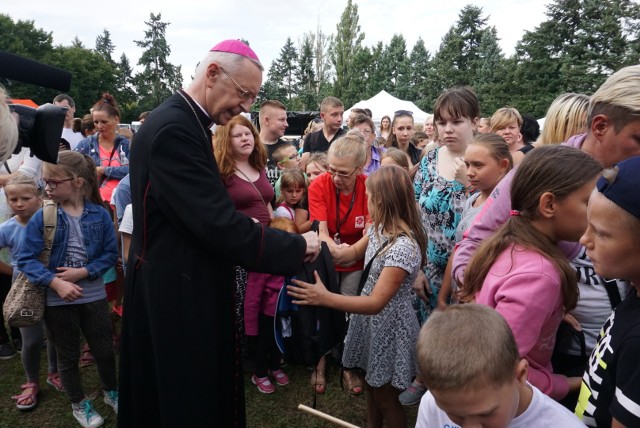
[118,91,306,427]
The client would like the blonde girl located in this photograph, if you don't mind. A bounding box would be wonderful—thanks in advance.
[437,133,513,309]
[6,175,62,410]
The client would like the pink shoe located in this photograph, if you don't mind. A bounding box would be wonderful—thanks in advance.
[46,373,64,392]
[251,375,275,394]
[269,369,290,386]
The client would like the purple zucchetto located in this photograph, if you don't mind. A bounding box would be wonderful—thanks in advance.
[210,40,260,62]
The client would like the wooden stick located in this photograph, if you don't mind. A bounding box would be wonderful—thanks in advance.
[297,404,360,428]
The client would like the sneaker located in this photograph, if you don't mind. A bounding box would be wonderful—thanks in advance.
[398,380,427,406]
[103,390,118,414]
[269,369,290,386]
[0,343,16,360]
[251,375,275,394]
[13,338,22,354]
[72,399,104,428]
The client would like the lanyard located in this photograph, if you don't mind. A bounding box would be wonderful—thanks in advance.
[334,187,356,244]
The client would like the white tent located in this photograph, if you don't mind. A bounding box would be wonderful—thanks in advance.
[343,90,430,127]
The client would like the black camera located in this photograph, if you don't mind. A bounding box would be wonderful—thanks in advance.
[9,103,67,164]
[1,50,73,163]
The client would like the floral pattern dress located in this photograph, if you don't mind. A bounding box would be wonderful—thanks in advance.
[342,227,421,389]
[413,148,467,323]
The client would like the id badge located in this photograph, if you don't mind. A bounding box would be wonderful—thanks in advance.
[334,233,341,245]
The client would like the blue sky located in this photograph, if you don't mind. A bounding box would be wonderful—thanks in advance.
[4,0,549,84]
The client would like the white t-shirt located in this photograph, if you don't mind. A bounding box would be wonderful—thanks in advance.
[119,204,133,235]
[416,383,585,428]
[61,127,83,150]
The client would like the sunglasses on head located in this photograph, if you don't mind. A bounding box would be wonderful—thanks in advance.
[394,110,413,116]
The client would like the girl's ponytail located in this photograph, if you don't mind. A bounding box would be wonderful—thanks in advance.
[80,154,104,206]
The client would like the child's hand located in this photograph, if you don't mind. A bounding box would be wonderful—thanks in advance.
[288,271,329,306]
[55,267,89,284]
[452,156,468,186]
[412,270,430,302]
[50,278,84,302]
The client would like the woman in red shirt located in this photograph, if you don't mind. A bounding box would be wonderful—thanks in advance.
[308,134,369,395]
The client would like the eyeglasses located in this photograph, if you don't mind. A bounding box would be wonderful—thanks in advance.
[42,177,74,189]
[394,110,413,116]
[277,153,300,164]
[219,67,256,101]
[328,167,357,179]
[360,129,373,135]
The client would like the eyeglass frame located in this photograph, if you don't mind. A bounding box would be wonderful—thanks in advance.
[219,67,256,101]
[277,153,301,165]
[42,177,74,189]
[328,167,358,179]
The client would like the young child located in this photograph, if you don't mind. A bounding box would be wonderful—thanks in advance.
[461,145,601,401]
[290,165,427,427]
[437,133,513,308]
[304,152,328,184]
[16,151,119,428]
[245,217,298,394]
[411,131,429,150]
[274,169,307,221]
[416,304,585,427]
[380,147,410,172]
[5,174,61,410]
[575,156,640,428]
[272,142,301,200]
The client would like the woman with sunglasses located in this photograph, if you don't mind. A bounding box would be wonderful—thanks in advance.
[308,134,369,396]
[385,111,420,176]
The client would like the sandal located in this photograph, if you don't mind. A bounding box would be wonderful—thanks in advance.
[342,370,363,396]
[310,369,326,394]
[79,344,95,368]
[47,373,65,392]
[12,383,38,410]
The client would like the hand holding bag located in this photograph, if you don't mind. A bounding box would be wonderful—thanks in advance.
[3,201,57,327]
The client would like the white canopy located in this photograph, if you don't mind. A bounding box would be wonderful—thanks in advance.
[343,90,430,127]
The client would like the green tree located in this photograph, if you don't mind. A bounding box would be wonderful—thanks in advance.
[47,44,117,114]
[408,38,431,110]
[425,5,489,103]
[95,29,116,66]
[115,53,138,122]
[278,37,298,101]
[366,42,387,97]
[512,0,640,117]
[383,34,410,100]
[474,27,508,116]
[331,0,365,105]
[311,25,334,102]
[296,34,317,110]
[134,12,183,112]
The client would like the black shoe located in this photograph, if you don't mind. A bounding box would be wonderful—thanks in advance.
[13,338,22,354]
[0,343,16,360]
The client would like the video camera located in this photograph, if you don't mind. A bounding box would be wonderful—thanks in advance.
[1,51,73,163]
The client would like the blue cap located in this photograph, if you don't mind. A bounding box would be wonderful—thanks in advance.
[596,156,640,219]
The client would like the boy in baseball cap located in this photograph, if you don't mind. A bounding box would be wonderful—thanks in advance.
[576,156,640,427]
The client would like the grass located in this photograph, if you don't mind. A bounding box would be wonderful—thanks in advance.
[0,350,419,427]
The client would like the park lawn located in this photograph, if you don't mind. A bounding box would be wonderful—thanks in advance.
[0,352,418,427]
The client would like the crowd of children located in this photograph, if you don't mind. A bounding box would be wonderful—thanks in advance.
[2,63,640,428]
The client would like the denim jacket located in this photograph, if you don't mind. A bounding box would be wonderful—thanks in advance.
[75,134,130,180]
[16,201,118,288]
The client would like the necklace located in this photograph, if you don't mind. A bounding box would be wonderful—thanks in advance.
[177,90,209,144]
